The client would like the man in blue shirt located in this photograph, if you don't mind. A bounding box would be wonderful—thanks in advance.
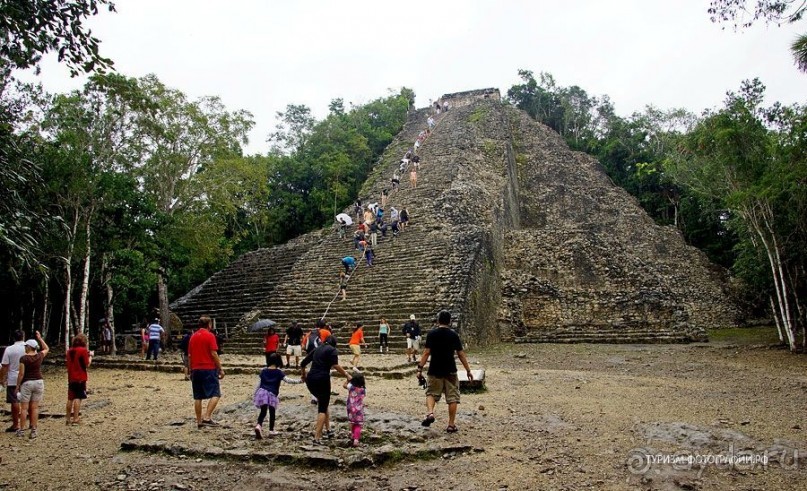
[145,318,165,361]
[341,256,356,275]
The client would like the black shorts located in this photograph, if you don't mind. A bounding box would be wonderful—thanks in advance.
[6,386,18,404]
[68,381,87,400]
[306,377,331,414]
[191,369,221,400]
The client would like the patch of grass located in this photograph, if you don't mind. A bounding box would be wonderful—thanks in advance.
[482,139,497,156]
[706,326,781,345]
[468,107,487,123]
[515,153,527,166]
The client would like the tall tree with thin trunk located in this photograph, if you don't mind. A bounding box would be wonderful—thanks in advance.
[132,75,253,335]
[666,79,807,350]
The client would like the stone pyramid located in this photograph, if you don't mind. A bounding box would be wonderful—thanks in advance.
[171,89,738,352]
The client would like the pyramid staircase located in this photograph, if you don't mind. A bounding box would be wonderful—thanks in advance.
[173,107,481,354]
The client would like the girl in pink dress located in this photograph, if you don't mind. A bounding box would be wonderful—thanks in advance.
[343,372,366,447]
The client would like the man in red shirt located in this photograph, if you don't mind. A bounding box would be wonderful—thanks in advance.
[188,316,224,429]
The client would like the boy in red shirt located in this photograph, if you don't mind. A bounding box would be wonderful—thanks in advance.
[65,333,92,425]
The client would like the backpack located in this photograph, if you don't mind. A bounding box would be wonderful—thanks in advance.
[178,333,190,352]
[306,328,321,352]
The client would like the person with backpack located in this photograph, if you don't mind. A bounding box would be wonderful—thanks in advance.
[306,320,324,353]
[402,314,421,363]
[353,228,365,251]
[283,321,304,368]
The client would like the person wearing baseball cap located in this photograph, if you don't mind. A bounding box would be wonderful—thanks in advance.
[402,314,421,363]
[16,331,49,439]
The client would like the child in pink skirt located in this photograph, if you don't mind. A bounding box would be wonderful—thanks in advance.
[343,372,366,447]
[253,353,301,438]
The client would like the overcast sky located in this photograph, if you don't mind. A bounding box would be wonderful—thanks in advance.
[17,0,807,154]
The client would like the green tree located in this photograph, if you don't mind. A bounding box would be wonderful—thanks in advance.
[667,79,807,350]
[792,33,807,71]
[0,79,46,278]
[261,91,409,244]
[38,73,144,343]
[708,0,807,72]
[131,74,254,333]
[267,104,315,155]
[196,155,272,251]
[0,0,116,300]
[0,0,116,75]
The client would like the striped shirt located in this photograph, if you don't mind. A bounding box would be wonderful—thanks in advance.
[148,323,164,340]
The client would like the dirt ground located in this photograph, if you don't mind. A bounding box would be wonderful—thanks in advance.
[1,327,806,490]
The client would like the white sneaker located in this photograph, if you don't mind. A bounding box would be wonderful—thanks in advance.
[254,424,263,439]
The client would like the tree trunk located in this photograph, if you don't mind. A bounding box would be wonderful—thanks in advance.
[102,253,118,355]
[77,209,93,335]
[746,205,796,350]
[771,296,784,343]
[62,207,80,348]
[63,259,73,349]
[70,302,79,342]
[41,273,50,338]
[157,270,171,339]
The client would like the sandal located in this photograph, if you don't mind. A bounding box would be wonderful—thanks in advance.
[421,413,435,427]
[446,425,458,433]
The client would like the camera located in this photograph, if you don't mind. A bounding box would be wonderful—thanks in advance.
[417,374,427,389]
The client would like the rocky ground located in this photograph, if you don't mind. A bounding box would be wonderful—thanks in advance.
[1,327,806,490]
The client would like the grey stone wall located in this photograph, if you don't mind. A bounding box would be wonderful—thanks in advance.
[500,108,739,342]
[440,88,501,109]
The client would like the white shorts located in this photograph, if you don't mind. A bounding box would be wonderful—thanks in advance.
[407,338,420,350]
[286,345,302,357]
[19,379,45,403]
